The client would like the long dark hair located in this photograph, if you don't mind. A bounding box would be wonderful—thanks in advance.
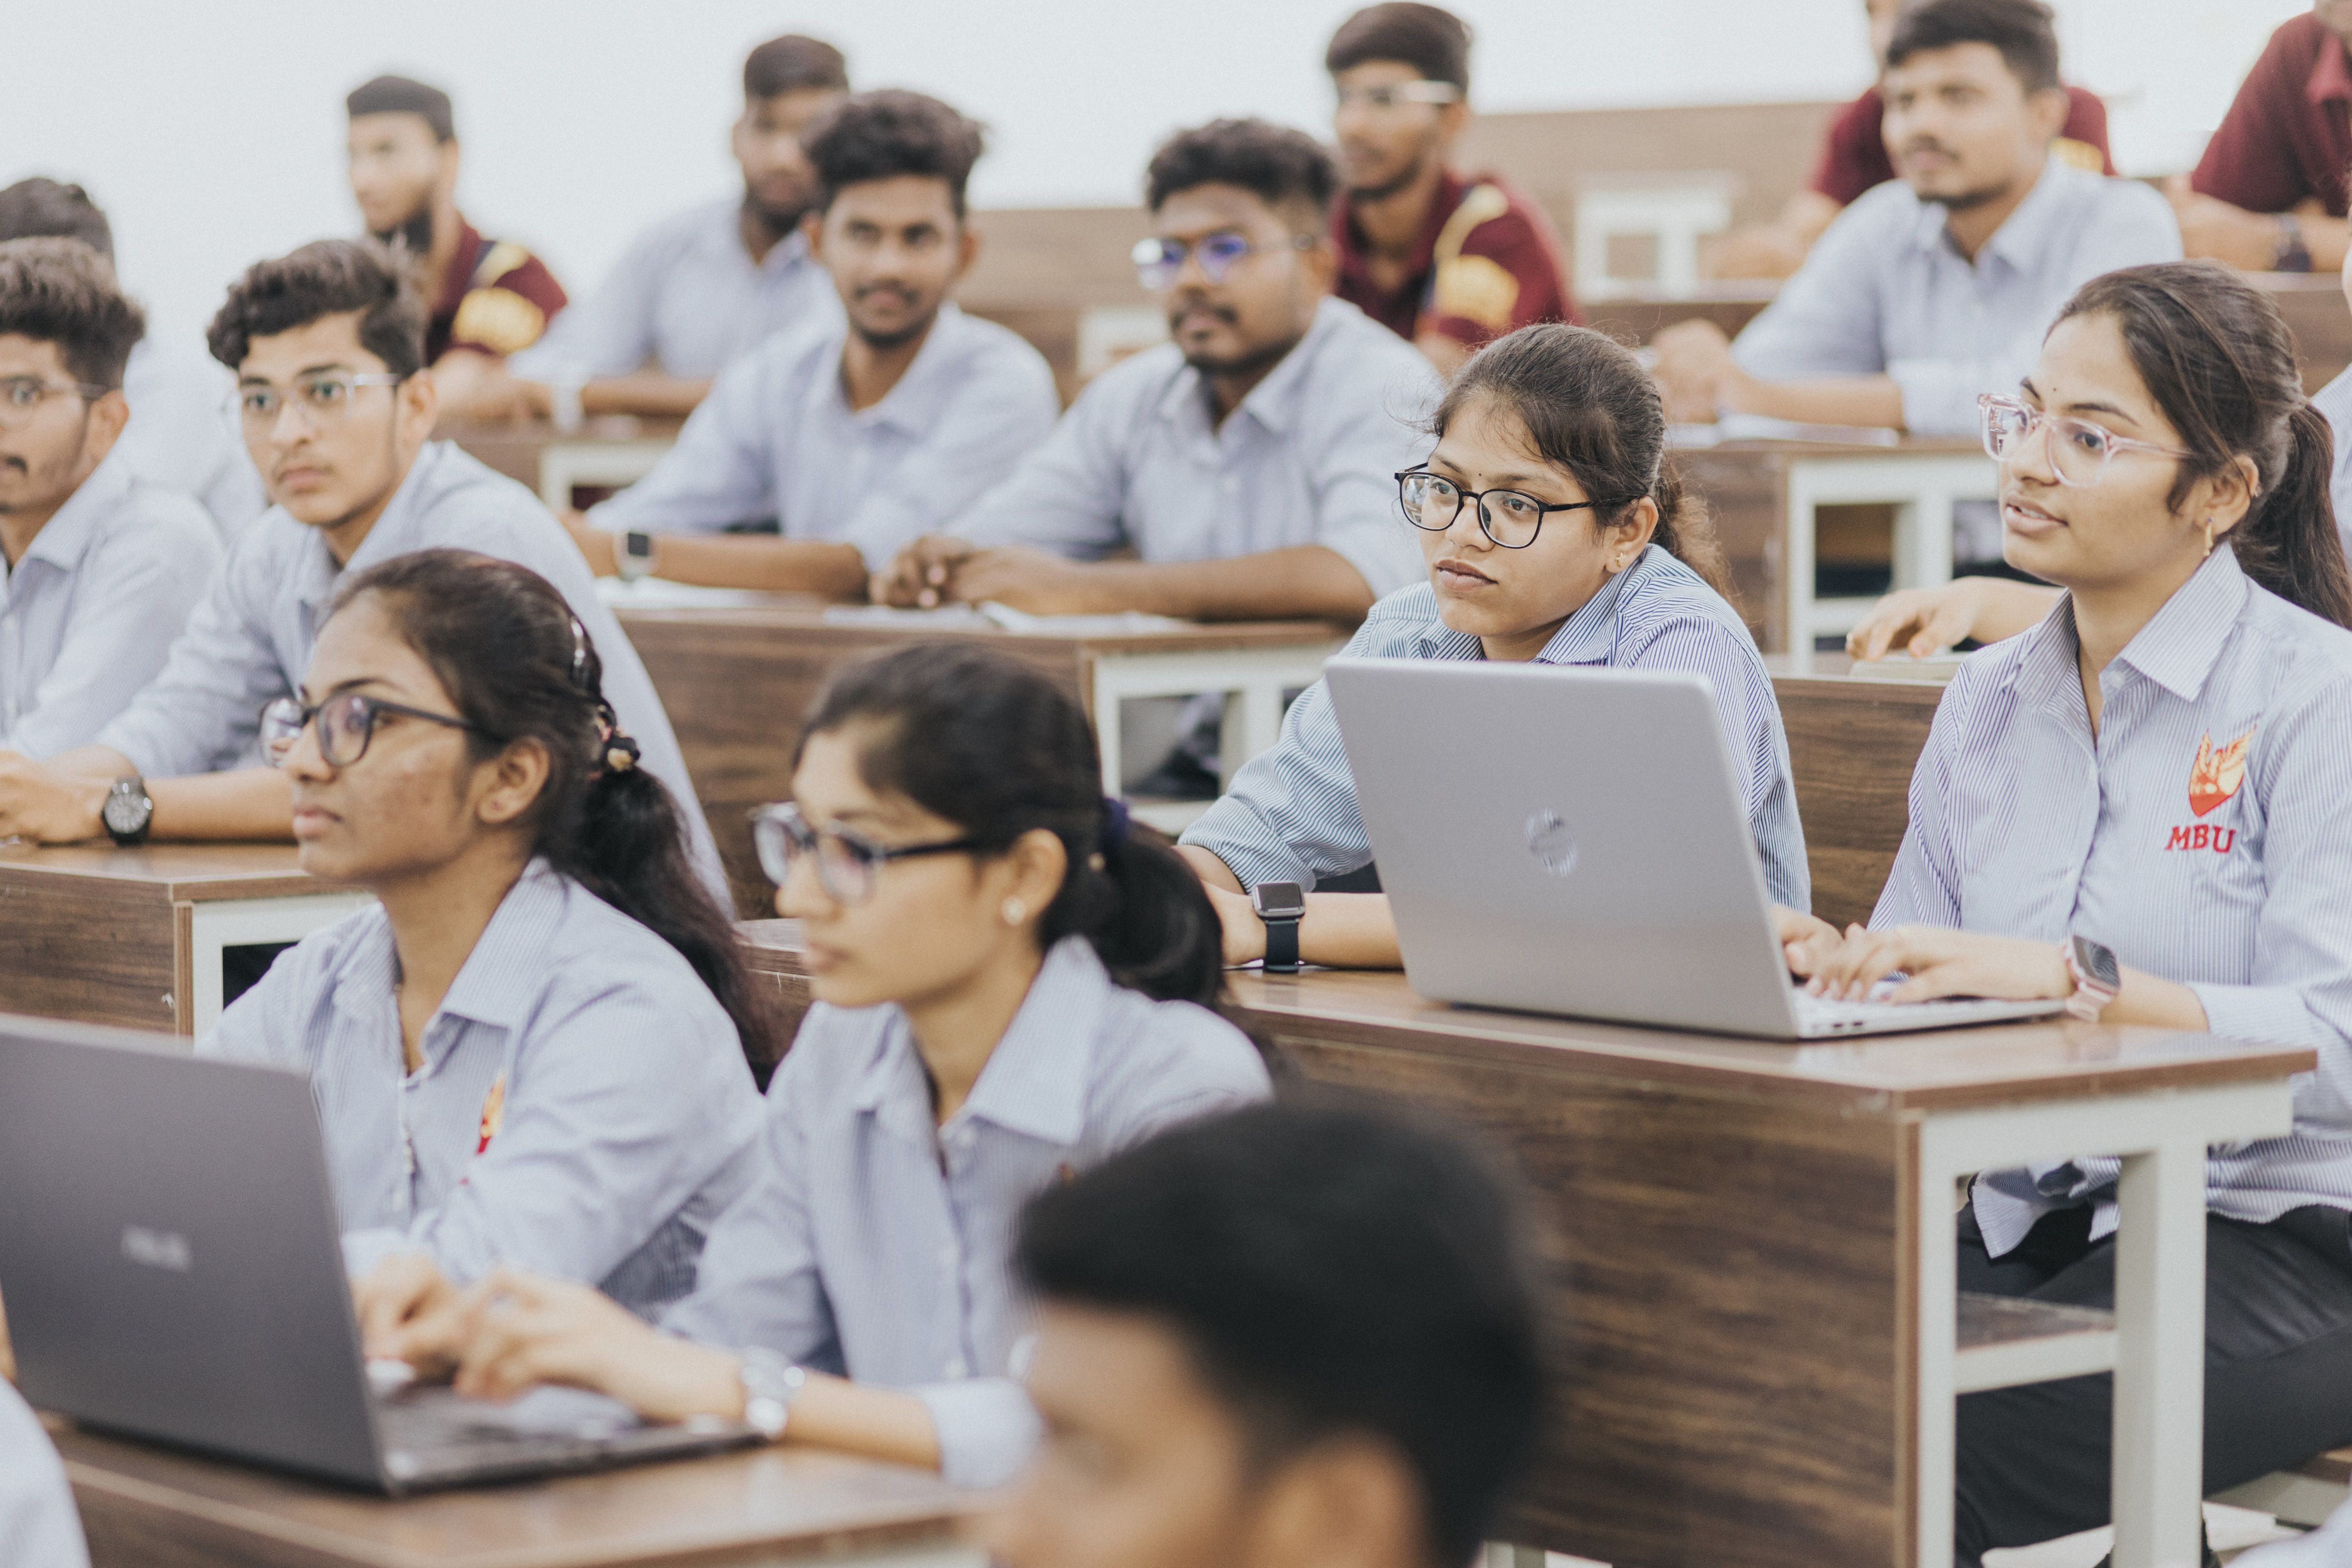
[1432,322,1737,601]
[2055,261,2352,629]
[794,643,1226,1011]
[330,548,783,1082]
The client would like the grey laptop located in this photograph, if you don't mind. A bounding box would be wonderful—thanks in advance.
[1323,658,2064,1039]
[0,1015,755,1493]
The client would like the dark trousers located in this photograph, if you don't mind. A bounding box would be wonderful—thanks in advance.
[1954,1203,2352,1567]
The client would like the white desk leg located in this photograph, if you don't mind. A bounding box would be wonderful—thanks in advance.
[1916,1138,1963,1568]
[1785,468,1819,668]
[1091,664,1125,798]
[2110,1140,2209,1568]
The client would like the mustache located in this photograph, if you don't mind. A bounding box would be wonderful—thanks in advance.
[852,283,917,306]
[1898,137,1958,161]
[1168,300,1238,330]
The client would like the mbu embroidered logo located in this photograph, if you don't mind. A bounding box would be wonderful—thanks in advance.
[2164,728,2255,854]
[475,1073,506,1156]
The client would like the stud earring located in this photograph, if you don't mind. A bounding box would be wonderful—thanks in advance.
[1001,896,1027,927]
[2202,518,2217,559]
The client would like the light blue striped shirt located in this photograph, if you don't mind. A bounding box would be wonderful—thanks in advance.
[953,296,1435,598]
[660,936,1271,1488]
[0,451,220,757]
[199,859,764,1315]
[1182,544,1811,910]
[91,440,726,899]
[1873,547,2352,1255]
[588,303,1059,567]
[0,1378,87,1568]
[512,199,841,382]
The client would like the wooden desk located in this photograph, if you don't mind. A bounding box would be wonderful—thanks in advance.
[2254,272,2352,394]
[53,1418,985,1568]
[620,609,1346,914]
[0,844,366,1036]
[1770,663,1944,930]
[737,929,2306,1568]
[1677,436,1997,654]
[446,417,683,513]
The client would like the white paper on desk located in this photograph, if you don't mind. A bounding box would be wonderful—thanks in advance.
[1669,415,1903,447]
[593,578,807,610]
[820,603,995,628]
[973,602,1192,635]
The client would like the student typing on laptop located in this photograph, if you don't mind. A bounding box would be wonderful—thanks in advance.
[198,550,779,1323]
[1177,323,1806,968]
[1778,262,2352,1566]
[369,648,1270,1489]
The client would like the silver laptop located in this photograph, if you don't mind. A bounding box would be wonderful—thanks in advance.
[0,1015,755,1493]
[1324,658,2064,1039]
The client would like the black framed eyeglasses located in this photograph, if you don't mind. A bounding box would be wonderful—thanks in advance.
[1395,466,1629,550]
[259,693,493,768]
[749,801,983,905]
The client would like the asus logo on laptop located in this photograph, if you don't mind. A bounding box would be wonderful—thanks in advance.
[121,1225,193,1273]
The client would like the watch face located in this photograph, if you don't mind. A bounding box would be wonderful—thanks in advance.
[625,531,654,559]
[101,787,149,835]
[2073,936,2120,990]
[1252,881,1307,920]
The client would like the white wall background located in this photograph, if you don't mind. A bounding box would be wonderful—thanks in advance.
[0,0,2313,347]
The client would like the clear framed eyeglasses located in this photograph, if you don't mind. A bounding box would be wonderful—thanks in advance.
[1977,393,2193,488]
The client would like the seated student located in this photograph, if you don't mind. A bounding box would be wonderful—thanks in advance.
[0,1375,88,1568]
[1777,261,2352,1565]
[1178,323,1806,967]
[1709,0,2114,280]
[0,239,219,756]
[344,75,567,419]
[481,36,851,423]
[0,178,266,539]
[0,239,723,897]
[874,118,1436,623]
[2170,4,2352,275]
[564,90,1057,596]
[201,550,773,1320]
[1651,0,2178,436]
[1325,4,1577,375]
[397,645,1271,1488]
[987,1099,1546,1568]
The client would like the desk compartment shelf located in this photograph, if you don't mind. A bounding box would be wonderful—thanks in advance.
[1955,1292,2117,1394]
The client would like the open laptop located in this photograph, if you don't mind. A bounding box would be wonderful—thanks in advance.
[0,1015,756,1493]
[1324,658,2064,1039]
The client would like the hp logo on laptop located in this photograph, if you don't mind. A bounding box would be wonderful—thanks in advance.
[121,1225,193,1273]
[1524,809,1578,877]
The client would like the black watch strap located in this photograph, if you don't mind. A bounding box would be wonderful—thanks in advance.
[1263,916,1302,973]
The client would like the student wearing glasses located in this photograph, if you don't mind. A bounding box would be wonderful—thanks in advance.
[0,238,219,757]
[0,238,723,898]
[873,118,1436,625]
[1778,262,2352,1564]
[1178,322,1806,969]
[400,644,1269,1489]
[199,548,776,1329]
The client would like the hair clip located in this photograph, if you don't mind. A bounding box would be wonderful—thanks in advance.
[603,737,640,774]
[568,616,592,691]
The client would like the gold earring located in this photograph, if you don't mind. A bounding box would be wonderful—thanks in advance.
[2202,518,2216,559]
[1001,897,1027,927]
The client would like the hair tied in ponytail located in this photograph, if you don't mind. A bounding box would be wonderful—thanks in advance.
[592,699,640,775]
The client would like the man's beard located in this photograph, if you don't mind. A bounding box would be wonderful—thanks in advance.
[1178,326,1302,383]
[1927,178,2011,214]
[850,305,938,353]
[372,205,436,258]
[1344,140,1435,205]
[744,181,815,239]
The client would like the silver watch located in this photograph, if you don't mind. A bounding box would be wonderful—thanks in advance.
[737,1346,806,1439]
[613,529,656,583]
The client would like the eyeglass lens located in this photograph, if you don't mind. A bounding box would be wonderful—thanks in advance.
[1398,472,1547,547]
[1983,401,2111,487]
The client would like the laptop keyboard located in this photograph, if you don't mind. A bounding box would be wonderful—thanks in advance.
[1790,988,2036,1034]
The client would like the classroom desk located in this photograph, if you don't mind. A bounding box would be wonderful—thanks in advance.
[618,607,1347,914]
[737,926,2307,1568]
[0,842,365,1036]
[446,416,683,512]
[1677,435,1996,655]
[51,1417,986,1568]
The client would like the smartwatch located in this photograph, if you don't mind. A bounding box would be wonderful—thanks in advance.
[2273,214,2315,274]
[613,530,657,583]
[2062,934,2121,1022]
[1251,881,1307,974]
[737,1346,806,1440]
[101,776,153,847]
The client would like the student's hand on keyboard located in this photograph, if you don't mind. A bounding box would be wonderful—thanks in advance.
[452,1267,743,1424]
[1773,905,1847,981]
[354,1252,469,1378]
[1798,924,2072,1006]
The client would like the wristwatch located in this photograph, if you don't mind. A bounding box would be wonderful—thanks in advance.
[613,530,656,583]
[101,776,153,847]
[2062,934,2121,1022]
[737,1346,806,1440]
[1251,880,1307,974]
[2273,214,2314,274]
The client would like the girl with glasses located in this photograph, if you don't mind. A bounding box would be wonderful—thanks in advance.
[198,547,779,1340]
[1177,321,1807,969]
[1779,262,2352,1563]
[429,643,1269,1488]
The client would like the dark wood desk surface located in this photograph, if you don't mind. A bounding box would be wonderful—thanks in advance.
[0,842,326,1032]
[53,1419,981,1568]
[735,926,2309,1568]
[621,609,1350,916]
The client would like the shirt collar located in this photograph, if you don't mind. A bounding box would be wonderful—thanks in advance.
[433,859,570,1029]
[701,203,813,277]
[1907,155,2072,272]
[848,936,1109,1148]
[2111,545,2250,702]
[829,303,977,437]
[1414,543,1652,664]
[19,449,133,574]
[1152,296,1350,438]
[2312,28,2352,108]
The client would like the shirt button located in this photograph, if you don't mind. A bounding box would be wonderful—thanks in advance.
[945,1355,969,1378]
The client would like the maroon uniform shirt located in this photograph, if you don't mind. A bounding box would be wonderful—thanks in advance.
[2192,11,2352,219]
[1810,83,2114,206]
[425,220,568,363]
[1333,168,1580,353]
